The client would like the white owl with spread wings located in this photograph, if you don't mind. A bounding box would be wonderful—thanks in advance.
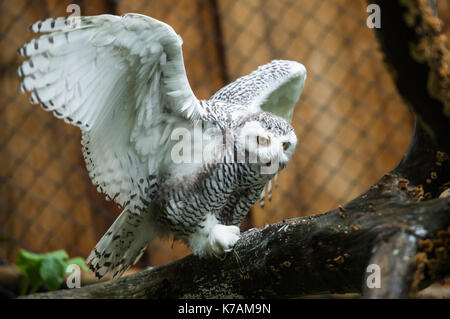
[17,14,306,278]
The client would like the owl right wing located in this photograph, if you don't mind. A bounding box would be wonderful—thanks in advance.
[18,14,205,210]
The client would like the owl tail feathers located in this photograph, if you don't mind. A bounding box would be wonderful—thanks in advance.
[86,208,157,279]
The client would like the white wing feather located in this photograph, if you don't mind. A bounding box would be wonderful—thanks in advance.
[210,60,306,122]
[18,14,204,209]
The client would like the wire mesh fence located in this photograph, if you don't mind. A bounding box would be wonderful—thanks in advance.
[0,0,447,269]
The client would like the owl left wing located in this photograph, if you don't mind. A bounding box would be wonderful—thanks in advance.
[17,14,204,210]
[210,59,306,122]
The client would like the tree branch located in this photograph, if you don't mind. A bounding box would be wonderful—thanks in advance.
[20,189,450,298]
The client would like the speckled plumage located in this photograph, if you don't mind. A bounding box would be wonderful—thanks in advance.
[18,13,306,278]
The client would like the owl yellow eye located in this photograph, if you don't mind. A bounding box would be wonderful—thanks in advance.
[283,142,290,150]
[257,136,270,146]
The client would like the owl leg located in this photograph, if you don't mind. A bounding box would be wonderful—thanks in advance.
[188,214,240,257]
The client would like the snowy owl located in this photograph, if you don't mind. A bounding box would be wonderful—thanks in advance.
[17,14,306,278]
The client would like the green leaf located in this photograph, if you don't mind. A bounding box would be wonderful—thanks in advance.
[40,255,66,291]
[15,248,87,295]
[16,249,45,295]
[47,250,69,261]
[16,248,45,264]
[66,257,89,272]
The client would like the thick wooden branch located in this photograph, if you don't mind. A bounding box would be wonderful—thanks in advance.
[21,0,450,298]
[21,190,450,298]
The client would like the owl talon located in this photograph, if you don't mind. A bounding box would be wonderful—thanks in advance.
[209,224,240,257]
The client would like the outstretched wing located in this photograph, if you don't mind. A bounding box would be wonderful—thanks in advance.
[210,59,306,122]
[211,60,306,206]
[18,14,204,210]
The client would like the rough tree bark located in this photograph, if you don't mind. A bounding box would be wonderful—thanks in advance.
[22,0,449,298]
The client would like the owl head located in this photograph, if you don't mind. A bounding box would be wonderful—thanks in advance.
[234,112,297,174]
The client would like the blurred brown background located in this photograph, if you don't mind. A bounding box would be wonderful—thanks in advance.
[0,0,448,268]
